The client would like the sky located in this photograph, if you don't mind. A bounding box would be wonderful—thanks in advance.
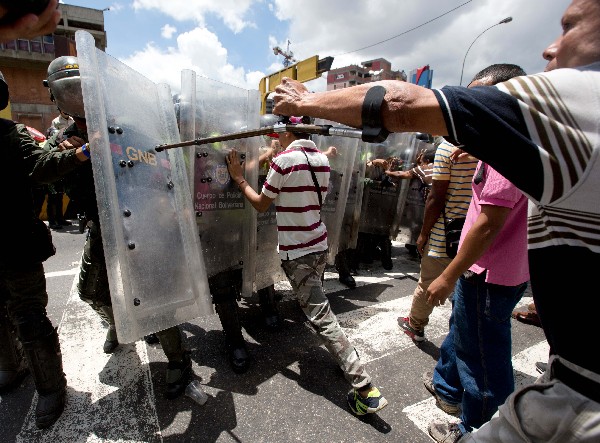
[60,0,571,94]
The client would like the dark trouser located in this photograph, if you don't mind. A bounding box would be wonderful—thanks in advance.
[77,221,185,361]
[0,262,66,425]
[209,269,244,347]
[47,192,64,224]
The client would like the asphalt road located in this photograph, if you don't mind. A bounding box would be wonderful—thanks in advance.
[0,224,547,442]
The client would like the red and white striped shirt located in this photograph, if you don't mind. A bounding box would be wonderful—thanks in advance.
[262,139,330,260]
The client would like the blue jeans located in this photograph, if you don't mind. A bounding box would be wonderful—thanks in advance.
[433,275,527,432]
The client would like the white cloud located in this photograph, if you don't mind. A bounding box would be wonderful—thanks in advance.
[132,0,257,33]
[120,27,264,92]
[161,24,177,39]
[271,0,570,88]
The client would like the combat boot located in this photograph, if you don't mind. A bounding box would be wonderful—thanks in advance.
[156,326,191,399]
[0,306,28,393]
[99,306,118,353]
[380,237,393,270]
[335,251,356,289]
[164,351,192,399]
[258,285,282,330]
[215,299,249,374]
[22,325,67,429]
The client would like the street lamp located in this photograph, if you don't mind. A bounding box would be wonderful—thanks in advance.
[459,16,512,86]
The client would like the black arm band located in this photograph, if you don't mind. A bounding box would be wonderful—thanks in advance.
[361,85,390,143]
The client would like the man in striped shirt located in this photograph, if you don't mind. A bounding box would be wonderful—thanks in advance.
[273,1,600,439]
[226,119,388,416]
[398,139,477,342]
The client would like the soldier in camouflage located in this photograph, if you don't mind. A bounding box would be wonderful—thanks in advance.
[0,70,89,429]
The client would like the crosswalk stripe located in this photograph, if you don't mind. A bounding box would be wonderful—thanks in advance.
[45,268,79,278]
[17,276,162,443]
[402,340,549,438]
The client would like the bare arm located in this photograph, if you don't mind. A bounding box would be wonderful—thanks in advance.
[425,204,512,306]
[273,78,448,136]
[226,149,274,213]
[385,170,413,179]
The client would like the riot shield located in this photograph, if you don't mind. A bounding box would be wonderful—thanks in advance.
[397,138,434,246]
[254,144,287,291]
[338,142,366,252]
[358,133,418,238]
[313,119,359,265]
[75,31,212,343]
[179,70,258,297]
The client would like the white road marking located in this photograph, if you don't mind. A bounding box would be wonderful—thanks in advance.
[402,339,549,438]
[16,250,543,442]
[17,276,162,443]
[45,268,79,278]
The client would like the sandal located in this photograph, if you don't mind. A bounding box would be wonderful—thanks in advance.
[512,310,542,327]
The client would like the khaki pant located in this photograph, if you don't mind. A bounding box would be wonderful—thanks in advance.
[408,240,452,331]
[281,250,371,389]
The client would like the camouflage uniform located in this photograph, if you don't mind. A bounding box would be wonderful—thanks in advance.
[281,250,371,389]
[1,120,84,428]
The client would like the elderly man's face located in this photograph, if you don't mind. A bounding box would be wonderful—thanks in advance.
[543,0,600,71]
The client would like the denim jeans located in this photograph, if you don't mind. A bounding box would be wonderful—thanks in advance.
[433,275,527,432]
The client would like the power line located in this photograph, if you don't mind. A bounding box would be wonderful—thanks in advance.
[334,0,473,57]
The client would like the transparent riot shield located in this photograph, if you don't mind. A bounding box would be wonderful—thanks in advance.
[76,31,212,343]
[179,70,258,297]
[254,143,287,291]
[313,119,359,264]
[338,142,366,252]
[358,133,418,238]
[397,138,434,246]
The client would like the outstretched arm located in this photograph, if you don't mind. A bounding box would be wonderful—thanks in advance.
[273,78,448,136]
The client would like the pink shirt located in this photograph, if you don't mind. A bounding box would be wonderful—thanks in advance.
[459,162,529,286]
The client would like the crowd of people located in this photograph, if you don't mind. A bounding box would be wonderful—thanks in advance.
[1,0,599,441]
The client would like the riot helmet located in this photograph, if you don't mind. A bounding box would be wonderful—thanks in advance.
[260,113,280,139]
[0,70,9,111]
[44,56,85,119]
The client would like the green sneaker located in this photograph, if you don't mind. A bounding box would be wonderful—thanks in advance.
[347,387,388,415]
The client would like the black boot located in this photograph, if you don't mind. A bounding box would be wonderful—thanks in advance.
[21,326,67,429]
[156,326,191,399]
[380,237,393,270]
[215,300,249,374]
[0,305,28,394]
[258,285,282,330]
[164,351,192,399]
[99,306,118,353]
[335,251,356,288]
[143,333,160,345]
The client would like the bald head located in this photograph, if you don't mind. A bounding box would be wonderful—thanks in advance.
[543,0,600,71]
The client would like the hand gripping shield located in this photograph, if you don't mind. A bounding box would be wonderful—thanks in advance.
[75,31,212,343]
[179,70,258,297]
[313,119,359,265]
[358,133,418,238]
